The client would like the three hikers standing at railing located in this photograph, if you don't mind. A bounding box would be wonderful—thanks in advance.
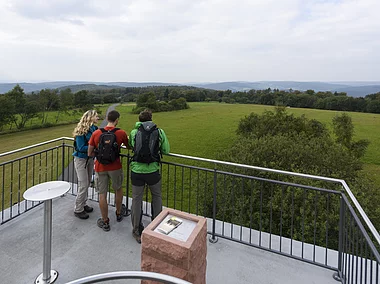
[73,108,170,242]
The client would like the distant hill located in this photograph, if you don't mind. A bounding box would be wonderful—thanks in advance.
[1,81,380,97]
[192,81,380,97]
[333,85,380,97]
[0,81,181,94]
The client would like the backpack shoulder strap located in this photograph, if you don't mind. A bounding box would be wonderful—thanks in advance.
[110,128,119,133]
[100,128,106,133]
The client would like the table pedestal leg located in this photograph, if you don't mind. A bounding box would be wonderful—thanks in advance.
[35,200,58,284]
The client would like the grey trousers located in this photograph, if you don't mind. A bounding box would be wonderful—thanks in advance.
[74,156,94,213]
[131,179,162,234]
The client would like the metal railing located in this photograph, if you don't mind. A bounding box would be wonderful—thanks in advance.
[65,271,191,284]
[0,137,379,283]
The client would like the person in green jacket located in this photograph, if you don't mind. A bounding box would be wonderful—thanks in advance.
[129,109,170,243]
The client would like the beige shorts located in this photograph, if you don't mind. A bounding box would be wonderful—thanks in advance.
[95,169,123,194]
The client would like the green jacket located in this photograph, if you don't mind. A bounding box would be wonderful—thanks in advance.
[129,121,170,173]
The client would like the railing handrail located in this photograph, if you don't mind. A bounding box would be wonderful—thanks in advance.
[64,271,192,284]
[1,137,379,245]
[0,137,72,158]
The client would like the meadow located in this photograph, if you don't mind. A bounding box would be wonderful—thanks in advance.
[1,102,380,184]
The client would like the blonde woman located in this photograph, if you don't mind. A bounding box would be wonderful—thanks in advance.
[72,110,99,219]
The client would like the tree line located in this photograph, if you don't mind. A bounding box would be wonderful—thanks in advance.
[89,85,380,114]
[0,85,191,131]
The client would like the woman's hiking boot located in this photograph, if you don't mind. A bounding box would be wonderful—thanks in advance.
[74,211,89,219]
[84,205,93,213]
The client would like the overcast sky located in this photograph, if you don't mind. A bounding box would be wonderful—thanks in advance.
[0,0,379,83]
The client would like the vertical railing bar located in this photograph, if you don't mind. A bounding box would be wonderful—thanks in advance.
[351,216,355,284]
[280,185,284,253]
[188,169,191,213]
[45,150,48,182]
[50,149,53,181]
[32,155,36,207]
[1,165,5,223]
[18,159,21,215]
[291,187,294,256]
[39,152,42,184]
[196,169,200,216]
[302,188,306,259]
[230,178,235,238]
[166,164,170,207]
[337,196,345,281]
[71,148,75,188]
[347,213,352,284]
[25,158,29,212]
[181,167,184,212]
[355,222,359,284]
[210,167,217,242]
[344,204,349,282]
[125,155,130,209]
[313,190,318,262]
[56,148,59,181]
[203,171,208,218]
[259,181,263,247]
[61,142,65,181]
[240,178,244,242]
[364,227,368,284]
[10,162,13,219]
[370,252,373,284]
[359,233,363,284]
[174,166,177,210]
[249,179,254,245]
[222,174,227,237]
[325,193,330,266]
[269,183,273,250]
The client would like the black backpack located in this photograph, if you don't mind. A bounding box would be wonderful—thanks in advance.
[95,128,120,165]
[132,122,161,163]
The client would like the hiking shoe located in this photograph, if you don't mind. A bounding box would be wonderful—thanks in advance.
[84,205,93,213]
[74,211,89,219]
[132,231,141,244]
[116,204,126,222]
[97,218,110,231]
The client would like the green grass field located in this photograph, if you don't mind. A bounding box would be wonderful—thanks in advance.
[1,102,380,183]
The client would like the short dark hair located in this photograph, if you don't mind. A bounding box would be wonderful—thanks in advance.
[139,109,152,122]
[107,110,120,123]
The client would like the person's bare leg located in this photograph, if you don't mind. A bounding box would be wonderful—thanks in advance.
[115,188,123,214]
[99,193,108,221]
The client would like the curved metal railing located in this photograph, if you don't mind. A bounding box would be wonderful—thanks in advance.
[65,271,191,284]
[167,152,380,246]
[1,136,379,245]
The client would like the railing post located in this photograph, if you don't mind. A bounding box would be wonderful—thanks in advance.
[61,141,65,182]
[209,167,218,243]
[333,195,345,282]
[124,153,131,216]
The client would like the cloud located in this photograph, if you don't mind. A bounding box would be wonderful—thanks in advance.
[0,0,379,82]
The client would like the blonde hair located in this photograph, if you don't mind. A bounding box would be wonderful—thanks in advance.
[72,110,98,137]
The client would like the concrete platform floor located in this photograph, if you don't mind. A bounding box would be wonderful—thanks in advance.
[0,194,337,284]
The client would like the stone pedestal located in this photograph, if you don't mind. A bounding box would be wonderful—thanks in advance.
[141,208,207,284]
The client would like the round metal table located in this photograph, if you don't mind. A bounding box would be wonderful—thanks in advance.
[23,181,71,284]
